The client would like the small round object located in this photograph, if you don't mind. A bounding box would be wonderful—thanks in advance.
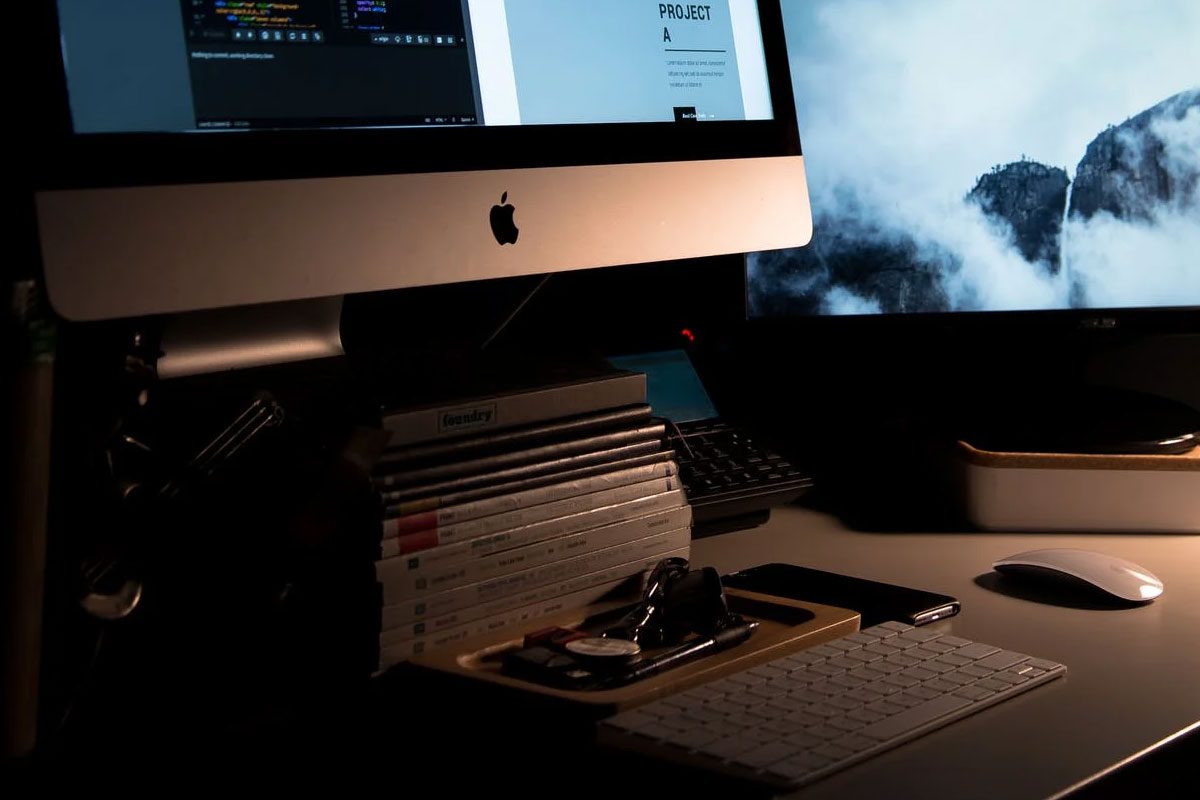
[565,637,641,660]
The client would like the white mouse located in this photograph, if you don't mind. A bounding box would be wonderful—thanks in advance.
[992,548,1164,603]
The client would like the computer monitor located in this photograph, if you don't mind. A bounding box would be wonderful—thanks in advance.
[31,1,811,322]
[748,0,1198,323]
[736,0,1199,456]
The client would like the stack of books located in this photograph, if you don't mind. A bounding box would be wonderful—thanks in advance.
[372,369,691,668]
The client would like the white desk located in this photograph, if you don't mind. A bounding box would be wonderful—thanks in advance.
[690,506,1200,799]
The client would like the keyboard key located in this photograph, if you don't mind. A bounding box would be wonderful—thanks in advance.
[811,662,849,676]
[956,643,1001,660]
[976,678,1013,692]
[1026,658,1063,671]
[910,647,944,661]
[729,672,767,687]
[865,700,906,716]
[762,719,803,736]
[784,731,824,749]
[829,656,862,670]
[860,695,972,741]
[681,708,728,725]
[954,686,996,702]
[977,651,1029,671]
[834,734,876,753]
[960,664,995,679]
[669,728,721,751]
[885,654,920,668]
[806,725,844,741]
[771,752,832,777]
[707,701,743,716]
[746,704,787,720]
[699,735,761,760]
[812,743,855,761]
[902,686,942,702]
[825,696,862,711]
[829,717,866,732]
[766,757,821,781]
[865,643,902,657]
[846,650,884,664]
[748,685,787,699]
[847,708,886,724]
[897,628,942,643]
[829,674,867,689]
[844,632,883,645]
[749,665,790,680]
[808,703,843,718]
[636,722,680,740]
[807,645,844,659]
[901,666,937,681]
[607,710,660,731]
[922,660,956,674]
[938,635,972,648]
[941,671,976,686]
[788,689,828,705]
[935,653,972,668]
[872,621,914,634]
[767,697,807,714]
[923,678,960,693]
[993,672,1029,686]
[882,674,919,689]
[785,711,823,728]
[845,687,885,704]
[921,641,958,654]
[826,640,863,653]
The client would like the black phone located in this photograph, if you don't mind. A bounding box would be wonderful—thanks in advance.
[722,563,960,627]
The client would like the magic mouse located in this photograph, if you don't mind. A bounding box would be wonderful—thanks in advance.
[992,548,1164,603]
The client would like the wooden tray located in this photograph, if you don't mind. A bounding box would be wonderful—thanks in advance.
[409,588,860,717]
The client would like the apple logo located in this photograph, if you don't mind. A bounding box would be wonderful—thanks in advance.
[490,191,519,245]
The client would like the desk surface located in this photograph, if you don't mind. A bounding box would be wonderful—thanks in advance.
[689,506,1200,800]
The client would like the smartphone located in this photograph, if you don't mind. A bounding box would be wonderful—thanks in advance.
[722,563,960,627]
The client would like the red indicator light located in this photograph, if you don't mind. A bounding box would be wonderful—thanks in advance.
[680,328,696,343]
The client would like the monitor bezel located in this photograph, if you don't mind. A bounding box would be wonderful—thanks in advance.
[32,1,801,191]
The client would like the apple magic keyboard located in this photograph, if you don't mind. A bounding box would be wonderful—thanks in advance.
[599,621,1065,790]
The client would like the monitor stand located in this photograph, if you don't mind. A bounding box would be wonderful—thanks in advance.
[157,296,344,378]
[962,384,1200,455]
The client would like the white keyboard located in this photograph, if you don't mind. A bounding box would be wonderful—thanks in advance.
[599,621,1066,789]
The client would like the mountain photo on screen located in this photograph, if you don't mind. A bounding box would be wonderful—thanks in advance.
[749,0,1200,316]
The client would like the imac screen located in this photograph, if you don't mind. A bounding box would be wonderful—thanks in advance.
[55,0,773,132]
[748,0,1200,315]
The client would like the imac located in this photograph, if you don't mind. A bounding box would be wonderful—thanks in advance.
[32,0,812,329]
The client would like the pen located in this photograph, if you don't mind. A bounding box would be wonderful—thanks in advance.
[603,620,759,687]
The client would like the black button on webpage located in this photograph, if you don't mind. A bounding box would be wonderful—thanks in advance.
[674,106,698,122]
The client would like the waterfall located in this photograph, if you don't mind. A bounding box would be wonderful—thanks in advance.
[1059,177,1074,294]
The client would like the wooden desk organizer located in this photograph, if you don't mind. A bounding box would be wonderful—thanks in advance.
[409,588,860,717]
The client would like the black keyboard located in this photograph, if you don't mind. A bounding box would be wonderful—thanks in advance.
[668,420,811,535]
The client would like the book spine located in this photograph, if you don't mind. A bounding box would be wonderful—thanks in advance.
[380,538,678,630]
[380,486,686,570]
[375,439,665,495]
[379,501,691,599]
[372,422,666,488]
[386,472,677,547]
[384,459,678,536]
[380,524,692,608]
[380,571,640,647]
[379,498,690,598]
[381,450,674,515]
[377,545,690,667]
[381,404,652,468]
[382,371,646,445]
